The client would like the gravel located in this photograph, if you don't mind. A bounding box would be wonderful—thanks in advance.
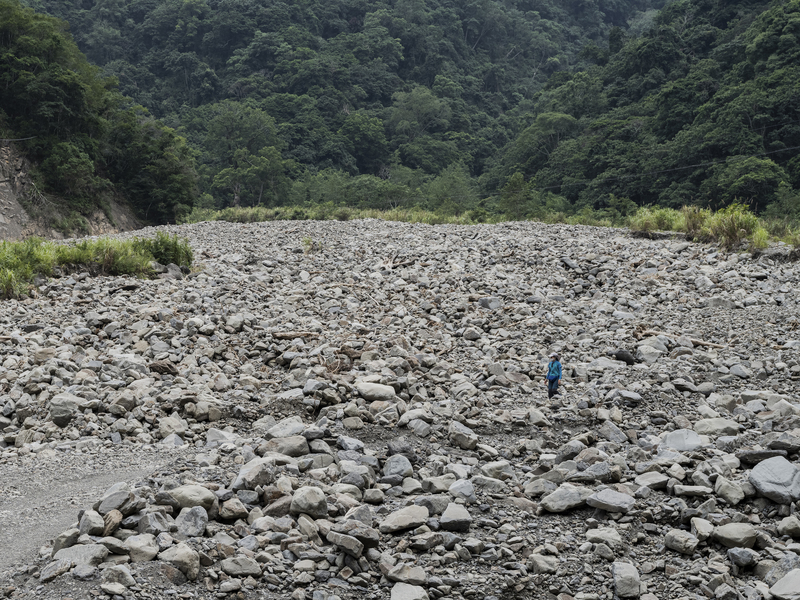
[0,218,799,600]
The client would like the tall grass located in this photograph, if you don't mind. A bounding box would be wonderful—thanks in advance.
[627,203,785,250]
[0,233,193,299]
[681,206,711,239]
[628,206,684,233]
[698,203,761,248]
[182,205,489,226]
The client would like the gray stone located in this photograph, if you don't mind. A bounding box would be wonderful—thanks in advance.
[530,554,559,574]
[714,476,745,505]
[449,479,477,503]
[379,505,429,534]
[231,457,276,491]
[356,382,397,401]
[51,528,79,556]
[634,472,669,490]
[598,421,628,444]
[749,456,800,504]
[387,563,427,585]
[168,484,216,510]
[78,510,105,536]
[662,429,702,451]
[102,565,136,587]
[586,489,635,513]
[779,515,800,538]
[771,569,800,600]
[391,583,430,600]
[265,416,305,439]
[767,554,800,586]
[260,435,309,457]
[290,486,328,519]
[176,506,208,538]
[220,556,262,577]
[414,495,451,516]
[540,483,592,513]
[53,544,109,566]
[158,415,185,438]
[664,529,698,555]
[440,503,472,532]
[730,364,752,379]
[326,530,363,558]
[49,393,82,427]
[40,559,73,582]
[158,542,200,580]
[612,562,641,598]
[448,421,478,450]
[480,460,514,480]
[124,534,159,562]
[713,523,757,548]
[219,497,249,520]
[384,455,414,478]
[694,417,739,436]
[727,547,759,568]
[137,511,172,535]
[586,527,623,546]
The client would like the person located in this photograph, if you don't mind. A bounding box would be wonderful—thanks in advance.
[545,352,562,398]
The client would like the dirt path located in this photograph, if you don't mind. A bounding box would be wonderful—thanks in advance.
[0,445,185,581]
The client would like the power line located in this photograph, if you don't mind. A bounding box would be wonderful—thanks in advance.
[525,144,800,194]
[376,144,800,202]
[0,136,37,142]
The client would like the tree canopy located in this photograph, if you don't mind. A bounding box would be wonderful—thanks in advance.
[11,0,800,222]
[0,0,196,224]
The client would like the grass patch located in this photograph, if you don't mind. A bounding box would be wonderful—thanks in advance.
[628,206,684,233]
[184,203,800,252]
[181,205,488,226]
[132,231,194,266]
[681,206,711,239]
[0,233,193,299]
[699,203,760,248]
[626,203,794,250]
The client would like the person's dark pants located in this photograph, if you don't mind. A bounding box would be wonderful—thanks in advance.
[547,378,559,398]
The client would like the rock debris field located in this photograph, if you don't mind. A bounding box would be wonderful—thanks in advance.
[2,219,800,600]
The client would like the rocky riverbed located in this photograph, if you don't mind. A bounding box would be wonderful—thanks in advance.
[1,219,800,600]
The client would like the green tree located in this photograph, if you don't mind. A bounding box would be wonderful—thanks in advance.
[500,172,530,220]
[338,111,389,175]
[388,86,451,141]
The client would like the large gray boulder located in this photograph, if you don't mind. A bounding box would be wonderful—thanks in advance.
[290,486,328,519]
[168,484,216,510]
[49,393,82,427]
[749,456,800,504]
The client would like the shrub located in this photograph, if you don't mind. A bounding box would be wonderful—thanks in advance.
[0,234,194,299]
[468,208,490,223]
[681,206,711,239]
[750,226,770,250]
[628,206,682,232]
[133,231,193,266]
[334,207,352,221]
[0,268,27,299]
[700,203,760,248]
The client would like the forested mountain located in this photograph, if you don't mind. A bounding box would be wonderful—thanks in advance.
[0,0,196,225]
[492,0,800,222]
[8,0,800,223]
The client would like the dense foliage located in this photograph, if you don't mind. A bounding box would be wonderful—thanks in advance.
[490,0,800,221]
[11,0,800,223]
[23,0,667,214]
[0,0,196,225]
[0,232,193,299]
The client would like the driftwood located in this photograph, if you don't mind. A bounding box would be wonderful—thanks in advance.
[639,329,726,349]
[270,331,318,339]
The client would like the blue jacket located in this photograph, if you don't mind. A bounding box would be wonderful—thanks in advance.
[547,360,562,381]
